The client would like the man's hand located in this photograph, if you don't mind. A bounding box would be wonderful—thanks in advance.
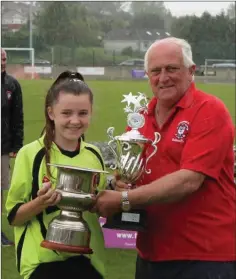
[36,182,61,208]
[92,190,122,217]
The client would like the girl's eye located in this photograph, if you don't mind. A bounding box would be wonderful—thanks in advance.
[79,111,88,116]
[62,111,71,115]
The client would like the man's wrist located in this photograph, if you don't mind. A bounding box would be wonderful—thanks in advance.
[121,191,131,211]
[127,186,148,208]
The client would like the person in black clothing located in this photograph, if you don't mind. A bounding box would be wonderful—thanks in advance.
[1,48,24,246]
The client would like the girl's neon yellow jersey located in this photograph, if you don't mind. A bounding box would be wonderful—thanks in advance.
[6,136,107,279]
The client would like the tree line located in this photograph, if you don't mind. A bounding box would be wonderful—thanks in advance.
[1,1,235,66]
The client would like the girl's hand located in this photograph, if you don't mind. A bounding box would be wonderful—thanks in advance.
[37,182,61,207]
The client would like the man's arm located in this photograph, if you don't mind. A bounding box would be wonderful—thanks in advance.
[93,169,205,217]
[128,101,233,207]
[10,79,24,152]
[128,169,205,207]
[94,98,234,217]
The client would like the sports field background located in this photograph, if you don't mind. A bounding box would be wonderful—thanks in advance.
[2,80,235,279]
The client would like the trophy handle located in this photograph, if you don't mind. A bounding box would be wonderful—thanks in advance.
[107,127,119,170]
[107,127,115,140]
[145,132,161,174]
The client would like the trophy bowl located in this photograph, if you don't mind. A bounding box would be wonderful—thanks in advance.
[108,127,160,185]
[41,163,108,254]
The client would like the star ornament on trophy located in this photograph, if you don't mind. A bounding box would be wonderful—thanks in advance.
[121,92,148,136]
[103,92,161,231]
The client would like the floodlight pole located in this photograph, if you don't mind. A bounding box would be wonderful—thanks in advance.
[29,2,33,49]
[204,59,208,77]
[32,48,35,80]
[29,1,33,77]
[51,47,54,79]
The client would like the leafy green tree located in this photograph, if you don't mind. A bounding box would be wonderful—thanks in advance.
[129,2,170,30]
[227,2,235,19]
[171,12,235,64]
[35,2,73,47]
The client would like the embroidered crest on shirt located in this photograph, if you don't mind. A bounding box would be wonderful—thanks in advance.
[172,121,189,143]
[6,90,12,100]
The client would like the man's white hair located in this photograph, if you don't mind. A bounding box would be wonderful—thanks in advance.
[144,37,195,72]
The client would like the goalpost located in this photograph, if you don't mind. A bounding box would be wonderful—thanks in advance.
[3,47,35,79]
[204,58,236,83]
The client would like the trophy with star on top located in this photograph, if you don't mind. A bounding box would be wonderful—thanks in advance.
[103,92,161,231]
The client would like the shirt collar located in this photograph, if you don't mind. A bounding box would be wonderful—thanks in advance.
[39,135,85,152]
[147,96,157,116]
[147,82,195,115]
[175,82,195,109]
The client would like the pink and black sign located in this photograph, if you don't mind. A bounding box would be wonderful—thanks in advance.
[99,217,137,249]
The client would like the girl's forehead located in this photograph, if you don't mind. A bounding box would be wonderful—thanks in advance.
[52,92,91,108]
[56,92,89,101]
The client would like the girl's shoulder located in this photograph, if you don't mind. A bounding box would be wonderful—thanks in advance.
[82,141,105,169]
[17,138,45,161]
[82,141,104,160]
[83,141,102,153]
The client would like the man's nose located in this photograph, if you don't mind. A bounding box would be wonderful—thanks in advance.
[159,69,169,82]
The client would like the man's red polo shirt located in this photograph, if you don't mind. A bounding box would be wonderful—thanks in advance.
[135,82,235,261]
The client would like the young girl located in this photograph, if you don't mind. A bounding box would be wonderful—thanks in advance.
[6,71,107,279]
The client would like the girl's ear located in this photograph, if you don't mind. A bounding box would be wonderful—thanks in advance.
[47,106,54,121]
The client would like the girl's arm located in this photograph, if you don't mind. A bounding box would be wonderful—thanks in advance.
[10,182,61,226]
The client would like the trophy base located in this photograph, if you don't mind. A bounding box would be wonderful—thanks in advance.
[103,209,147,232]
[41,240,93,254]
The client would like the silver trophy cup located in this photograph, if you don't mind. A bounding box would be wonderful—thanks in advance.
[106,126,160,184]
[41,163,108,254]
[103,92,161,231]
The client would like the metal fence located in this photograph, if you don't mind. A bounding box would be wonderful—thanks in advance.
[6,64,236,84]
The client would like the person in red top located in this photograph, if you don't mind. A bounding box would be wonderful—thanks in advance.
[94,37,236,279]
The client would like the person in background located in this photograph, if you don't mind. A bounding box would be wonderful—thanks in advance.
[1,48,24,246]
[94,37,236,279]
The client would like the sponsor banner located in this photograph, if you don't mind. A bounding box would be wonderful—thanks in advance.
[77,67,105,76]
[24,66,52,74]
[99,217,137,249]
[131,69,148,79]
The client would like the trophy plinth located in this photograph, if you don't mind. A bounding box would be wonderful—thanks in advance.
[103,209,147,231]
[103,92,161,231]
[40,164,108,254]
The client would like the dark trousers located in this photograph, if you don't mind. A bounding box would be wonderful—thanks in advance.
[135,256,236,279]
[29,255,103,279]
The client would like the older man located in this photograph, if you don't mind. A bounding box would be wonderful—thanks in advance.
[1,48,24,246]
[95,38,235,279]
